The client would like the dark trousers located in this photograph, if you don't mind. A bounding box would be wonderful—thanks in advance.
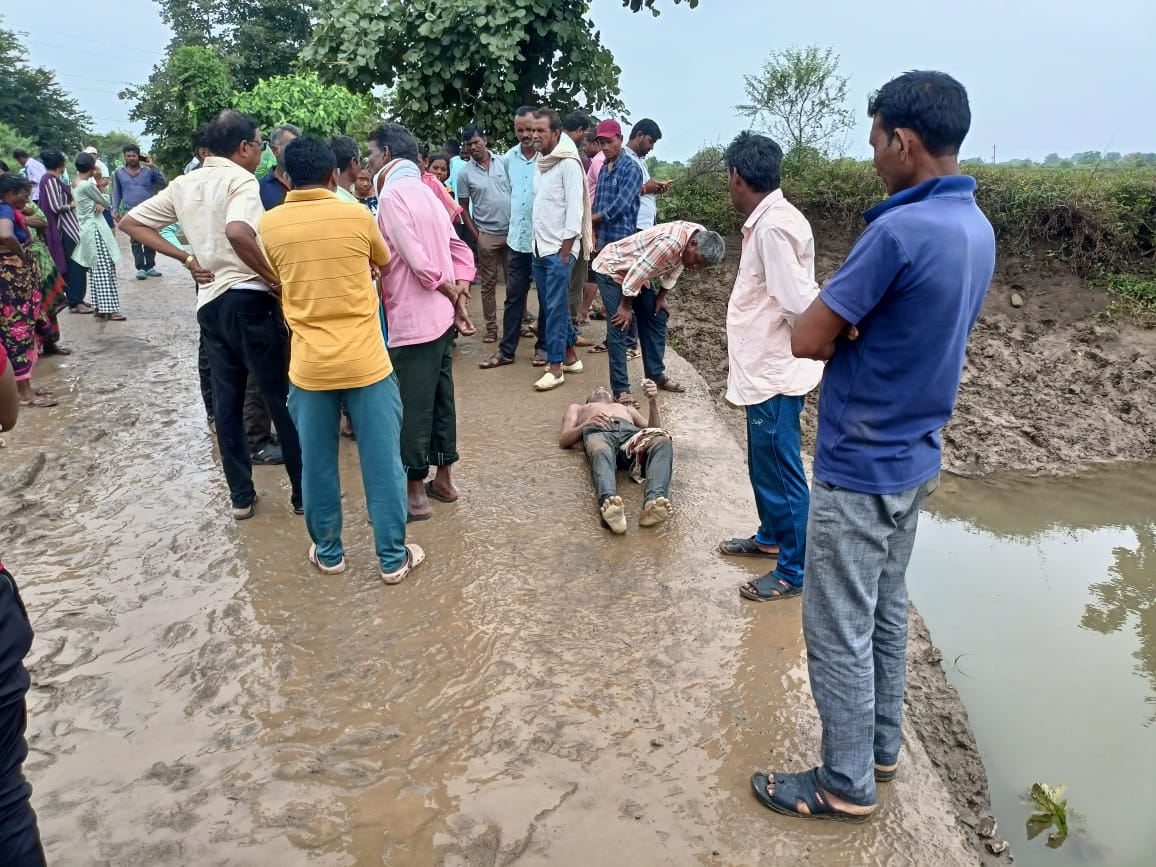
[594,272,669,395]
[196,290,302,509]
[131,239,157,271]
[243,378,274,451]
[391,327,458,481]
[62,235,87,308]
[498,250,544,361]
[0,571,46,867]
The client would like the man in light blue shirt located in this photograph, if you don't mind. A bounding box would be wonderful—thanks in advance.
[481,107,545,370]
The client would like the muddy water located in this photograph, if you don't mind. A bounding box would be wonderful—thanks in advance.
[909,465,1156,866]
[2,248,974,865]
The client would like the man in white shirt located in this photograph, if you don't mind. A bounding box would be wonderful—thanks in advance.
[529,108,589,391]
[119,109,304,521]
[718,132,824,601]
[11,150,45,202]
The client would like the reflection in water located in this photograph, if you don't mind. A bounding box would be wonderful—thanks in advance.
[1082,523,1156,720]
[913,462,1156,867]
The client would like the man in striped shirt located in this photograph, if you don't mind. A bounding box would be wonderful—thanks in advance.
[591,221,726,403]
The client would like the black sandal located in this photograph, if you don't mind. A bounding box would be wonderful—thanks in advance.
[739,574,802,601]
[750,769,873,823]
[719,536,779,558]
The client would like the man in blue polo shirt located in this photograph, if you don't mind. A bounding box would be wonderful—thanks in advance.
[750,70,995,823]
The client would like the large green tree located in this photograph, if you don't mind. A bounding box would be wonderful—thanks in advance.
[0,19,93,150]
[306,0,702,146]
[157,0,315,92]
[120,45,234,174]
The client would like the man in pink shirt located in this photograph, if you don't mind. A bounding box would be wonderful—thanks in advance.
[369,122,475,521]
[718,132,824,601]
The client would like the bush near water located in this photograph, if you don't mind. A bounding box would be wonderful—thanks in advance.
[657,152,1156,322]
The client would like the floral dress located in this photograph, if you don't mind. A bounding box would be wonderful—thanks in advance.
[0,203,44,380]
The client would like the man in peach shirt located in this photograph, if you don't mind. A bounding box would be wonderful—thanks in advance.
[718,132,824,601]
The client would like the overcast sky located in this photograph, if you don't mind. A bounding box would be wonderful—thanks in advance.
[7,0,1155,162]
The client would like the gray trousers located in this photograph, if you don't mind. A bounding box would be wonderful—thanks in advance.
[802,474,938,806]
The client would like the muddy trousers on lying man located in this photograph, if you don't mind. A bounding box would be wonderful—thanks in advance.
[582,419,672,505]
[0,570,46,867]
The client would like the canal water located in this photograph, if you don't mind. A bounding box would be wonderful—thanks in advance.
[908,463,1156,866]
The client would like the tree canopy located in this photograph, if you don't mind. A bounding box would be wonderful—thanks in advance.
[0,19,93,151]
[120,45,234,173]
[234,73,383,139]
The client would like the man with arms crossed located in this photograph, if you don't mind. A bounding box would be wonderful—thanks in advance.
[750,71,994,823]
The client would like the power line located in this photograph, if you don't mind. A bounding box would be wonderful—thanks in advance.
[25,37,166,59]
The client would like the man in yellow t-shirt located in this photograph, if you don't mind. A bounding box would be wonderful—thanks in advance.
[258,135,425,586]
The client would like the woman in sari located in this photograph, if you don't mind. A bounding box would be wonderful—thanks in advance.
[22,199,70,357]
[0,173,57,407]
[71,153,124,321]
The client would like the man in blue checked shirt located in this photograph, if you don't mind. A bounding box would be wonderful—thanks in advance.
[591,119,644,403]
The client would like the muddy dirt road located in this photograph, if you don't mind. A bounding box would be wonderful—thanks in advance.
[1,253,976,865]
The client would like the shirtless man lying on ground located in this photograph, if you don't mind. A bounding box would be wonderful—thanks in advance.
[559,379,673,534]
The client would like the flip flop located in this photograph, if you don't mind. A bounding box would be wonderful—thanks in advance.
[626,347,641,360]
[750,769,873,824]
[479,354,514,370]
[588,342,608,354]
[739,574,802,602]
[719,536,779,558]
[406,511,432,523]
[657,379,686,393]
[20,395,58,408]
[532,355,548,367]
[425,481,459,504]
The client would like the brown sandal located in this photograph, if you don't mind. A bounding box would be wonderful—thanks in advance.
[479,354,514,370]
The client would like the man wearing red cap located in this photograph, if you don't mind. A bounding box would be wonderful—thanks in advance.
[590,119,645,404]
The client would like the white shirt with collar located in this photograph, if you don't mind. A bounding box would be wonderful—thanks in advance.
[531,140,585,258]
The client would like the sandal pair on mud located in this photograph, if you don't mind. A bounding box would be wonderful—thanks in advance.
[719,536,801,601]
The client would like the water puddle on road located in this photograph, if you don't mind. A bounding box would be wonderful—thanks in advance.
[908,463,1156,866]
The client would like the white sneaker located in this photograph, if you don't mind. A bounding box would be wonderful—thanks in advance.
[639,497,673,527]
[534,371,565,391]
[309,543,346,574]
[561,359,584,373]
[600,496,627,534]
[381,543,426,585]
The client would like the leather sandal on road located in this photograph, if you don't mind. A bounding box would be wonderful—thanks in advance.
[750,769,874,824]
[719,536,779,558]
[656,378,686,393]
[479,354,514,370]
[739,574,802,601]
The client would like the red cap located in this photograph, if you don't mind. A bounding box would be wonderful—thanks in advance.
[594,119,623,141]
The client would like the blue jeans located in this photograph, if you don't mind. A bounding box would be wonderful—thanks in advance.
[531,252,577,364]
[287,375,409,573]
[746,396,809,586]
[593,271,668,396]
[802,476,938,806]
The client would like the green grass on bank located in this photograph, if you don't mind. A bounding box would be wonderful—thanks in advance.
[658,157,1156,296]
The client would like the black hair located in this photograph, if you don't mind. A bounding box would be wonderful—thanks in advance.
[534,107,562,133]
[418,144,430,160]
[428,153,449,171]
[203,109,260,158]
[123,144,141,156]
[283,135,336,187]
[514,105,536,119]
[630,118,662,141]
[40,149,65,171]
[444,139,461,157]
[11,149,29,160]
[190,124,207,153]
[75,152,96,174]
[562,112,591,134]
[460,123,485,143]
[327,135,360,171]
[867,70,971,157]
[369,122,420,164]
[0,161,8,173]
[0,172,32,197]
[725,131,782,194]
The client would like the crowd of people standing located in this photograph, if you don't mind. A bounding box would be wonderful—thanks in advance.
[1,67,996,862]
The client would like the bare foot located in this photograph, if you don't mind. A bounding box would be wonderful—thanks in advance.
[407,480,433,518]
